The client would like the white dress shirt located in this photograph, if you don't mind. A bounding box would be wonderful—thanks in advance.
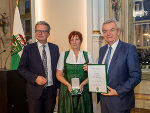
[102,39,119,68]
[57,49,94,70]
[37,42,53,86]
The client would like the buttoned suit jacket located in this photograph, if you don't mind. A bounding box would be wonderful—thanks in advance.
[18,42,60,99]
[97,40,141,111]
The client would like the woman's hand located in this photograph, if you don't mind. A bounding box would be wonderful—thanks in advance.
[67,84,72,93]
[57,70,72,93]
[80,78,88,93]
[83,64,87,71]
[80,84,84,93]
[57,89,60,97]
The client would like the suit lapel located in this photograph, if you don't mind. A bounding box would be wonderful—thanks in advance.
[33,43,44,69]
[108,41,123,73]
[98,45,108,64]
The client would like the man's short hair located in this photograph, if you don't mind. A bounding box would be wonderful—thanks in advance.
[102,19,120,30]
[35,21,51,32]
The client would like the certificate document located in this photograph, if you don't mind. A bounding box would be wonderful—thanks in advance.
[87,64,107,93]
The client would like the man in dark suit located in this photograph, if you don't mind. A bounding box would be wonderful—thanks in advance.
[97,19,141,113]
[18,21,60,113]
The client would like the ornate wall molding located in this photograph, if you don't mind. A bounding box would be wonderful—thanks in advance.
[104,0,133,43]
[112,0,121,21]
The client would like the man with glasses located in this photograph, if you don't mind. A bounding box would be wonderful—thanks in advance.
[97,19,141,113]
[18,21,60,113]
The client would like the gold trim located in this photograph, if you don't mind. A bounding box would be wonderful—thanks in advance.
[93,30,100,34]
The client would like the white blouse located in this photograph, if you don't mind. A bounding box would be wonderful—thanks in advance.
[57,50,94,70]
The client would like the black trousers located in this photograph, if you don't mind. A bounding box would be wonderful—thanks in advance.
[28,86,56,113]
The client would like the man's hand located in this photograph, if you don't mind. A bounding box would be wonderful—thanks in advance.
[101,86,118,96]
[35,76,47,85]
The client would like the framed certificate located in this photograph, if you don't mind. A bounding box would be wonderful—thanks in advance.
[87,64,107,93]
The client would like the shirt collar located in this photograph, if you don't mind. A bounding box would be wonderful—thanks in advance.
[108,39,119,51]
[70,49,83,54]
[37,41,48,48]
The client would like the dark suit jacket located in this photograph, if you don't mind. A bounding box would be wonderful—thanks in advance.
[97,40,141,111]
[18,42,60,99]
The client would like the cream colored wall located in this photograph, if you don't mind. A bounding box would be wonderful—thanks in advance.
[33,1,100,112]
[38,0,88,52]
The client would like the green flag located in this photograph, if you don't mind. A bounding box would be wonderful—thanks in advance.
[10,5,26,70]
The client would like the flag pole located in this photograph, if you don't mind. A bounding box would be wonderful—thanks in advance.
[16,0,19,6]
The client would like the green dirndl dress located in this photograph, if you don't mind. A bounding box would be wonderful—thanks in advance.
[58,51,93,113]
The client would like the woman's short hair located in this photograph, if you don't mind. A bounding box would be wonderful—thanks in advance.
[68,31,83,43]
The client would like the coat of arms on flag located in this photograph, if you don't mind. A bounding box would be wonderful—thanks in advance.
[12,34,26,55]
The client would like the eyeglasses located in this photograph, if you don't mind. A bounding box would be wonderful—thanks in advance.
[102,28,118,34]
[35,30,49,34]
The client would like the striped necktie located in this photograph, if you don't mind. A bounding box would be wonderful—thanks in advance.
[42,45,48,85]
[104,46,112,71]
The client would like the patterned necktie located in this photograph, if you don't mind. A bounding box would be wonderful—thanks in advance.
[105,46,112,71]
[42,45,48,85]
